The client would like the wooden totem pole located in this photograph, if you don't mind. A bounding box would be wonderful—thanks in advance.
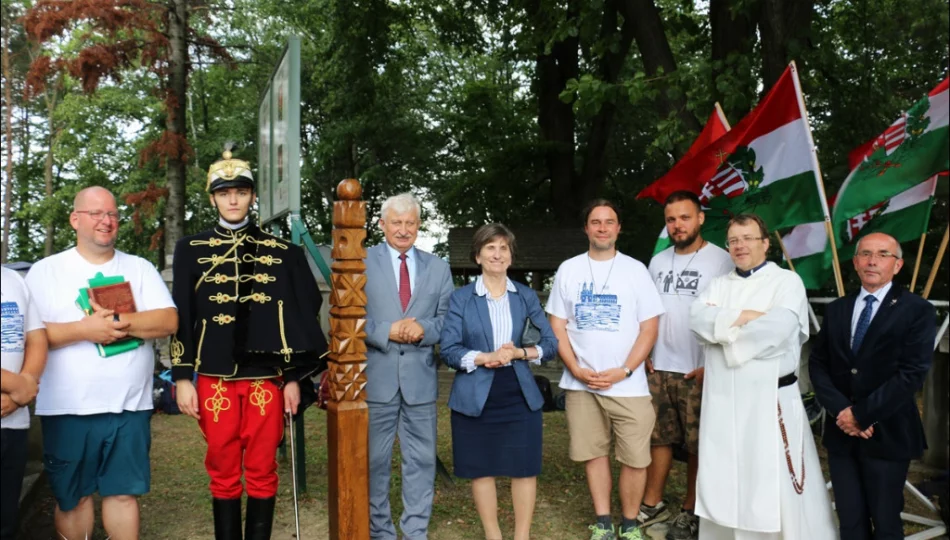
[327,179,370,538]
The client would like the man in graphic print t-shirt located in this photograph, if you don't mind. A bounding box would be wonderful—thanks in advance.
[639,191,732,539]
[547,199,665,540]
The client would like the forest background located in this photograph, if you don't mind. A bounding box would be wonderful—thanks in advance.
[1,0,948,297]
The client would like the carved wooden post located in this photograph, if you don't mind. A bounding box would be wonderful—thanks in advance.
[328,179,370,539]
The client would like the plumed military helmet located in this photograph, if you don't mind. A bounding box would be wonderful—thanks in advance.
[206,143,254,193]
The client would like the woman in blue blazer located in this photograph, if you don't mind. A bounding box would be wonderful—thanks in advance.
[440,223,558,540]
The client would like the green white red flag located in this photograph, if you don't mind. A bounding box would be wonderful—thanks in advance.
[639,63,830,249]
[832,77,949,237]
[782,175,941,289]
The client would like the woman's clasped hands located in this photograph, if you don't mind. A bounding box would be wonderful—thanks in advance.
[476,342,519,368]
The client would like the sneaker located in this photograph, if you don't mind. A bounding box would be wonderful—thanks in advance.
[618,524,644,540]
[636,500,672,528]
[666,510,699,540]
[589,523,617,540]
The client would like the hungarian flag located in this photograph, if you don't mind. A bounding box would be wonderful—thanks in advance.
[780,221,831,289]
[651,105,731,255]
[832,77,949,237]
[783,176,941,288]
[638,63,830,248]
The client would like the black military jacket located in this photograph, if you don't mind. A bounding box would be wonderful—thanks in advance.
[170,222,328,381]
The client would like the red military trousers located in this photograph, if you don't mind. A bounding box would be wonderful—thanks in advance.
[197,375,284,499]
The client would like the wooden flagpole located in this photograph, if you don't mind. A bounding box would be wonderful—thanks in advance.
[922,225,949,299]
[789,60,845,297]
[775,232,796,272]
[714,102,732,130]
[825,221,846,296]
[910,232,927,292]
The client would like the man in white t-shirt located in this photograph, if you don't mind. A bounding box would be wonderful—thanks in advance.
[25,186,177,540]
[1,265,48,540]
[639,191,732,539]
[547,199,665,540]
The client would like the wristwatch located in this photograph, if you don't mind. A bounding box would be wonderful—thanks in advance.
[623,367,633,378]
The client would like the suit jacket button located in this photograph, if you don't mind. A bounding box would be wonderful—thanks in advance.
[400,351,405,356]
[851,368,858,375]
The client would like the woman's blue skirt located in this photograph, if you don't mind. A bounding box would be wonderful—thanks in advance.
[451,366,542,479]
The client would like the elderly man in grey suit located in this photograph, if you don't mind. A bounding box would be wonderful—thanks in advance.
[365,192,454,540]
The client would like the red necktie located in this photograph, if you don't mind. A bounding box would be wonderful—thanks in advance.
[398,253,411,311]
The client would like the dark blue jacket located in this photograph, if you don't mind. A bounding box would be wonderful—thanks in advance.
[440,280,558,417]
[808,286,935,460]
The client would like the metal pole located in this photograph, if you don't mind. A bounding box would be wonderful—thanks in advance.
[287,412,301,540]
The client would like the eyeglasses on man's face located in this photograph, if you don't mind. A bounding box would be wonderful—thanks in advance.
[726,236,764,248]
[75,210,121,222]
[855,250,899,261]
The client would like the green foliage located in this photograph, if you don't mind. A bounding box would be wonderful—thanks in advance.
[3,0,947,301]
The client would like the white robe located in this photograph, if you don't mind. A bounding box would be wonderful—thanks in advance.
[689,263,837,539]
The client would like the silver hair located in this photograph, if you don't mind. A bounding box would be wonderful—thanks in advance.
[856,234,903,259]
[380,192,421,221]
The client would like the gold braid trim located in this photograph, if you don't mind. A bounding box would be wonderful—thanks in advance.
[170,337,186,365]
[209,292,237,304]
[190,237,237,248]
[277,300,293,362]
[242,253,283,266]
[239,292,272,304]
[247,236,288,250]
[198,254,238,266]
[212,314,235,325]
[248,380,273,416]
[203,379,231,423]
[204,273,239,284]
[195,320,207,371]
[194,234,246,292]
[238,273,276,284]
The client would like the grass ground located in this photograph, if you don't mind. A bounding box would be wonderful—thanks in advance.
[18,369,945,539]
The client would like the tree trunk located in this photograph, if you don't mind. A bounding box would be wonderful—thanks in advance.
[1,18,14,263]
[532,0,580,225]
[163,0,189,270]
[710,0,757,119]
[579,0,638,199]
[759,0,814,90]
[43,80,60,257]
[625,0,702,151]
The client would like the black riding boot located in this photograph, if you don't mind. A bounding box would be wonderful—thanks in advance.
[245,496,276,540]
[212,498,242,540]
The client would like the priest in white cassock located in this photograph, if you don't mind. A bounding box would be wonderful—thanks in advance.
[688,214,837,540]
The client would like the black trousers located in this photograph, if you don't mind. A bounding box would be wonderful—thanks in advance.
[0,428,29,540]
[828,451,910,540]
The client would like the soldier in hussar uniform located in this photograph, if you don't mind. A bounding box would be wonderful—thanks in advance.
[170,147,327,540]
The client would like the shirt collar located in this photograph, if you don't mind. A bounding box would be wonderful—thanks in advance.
[857,281,892,304]
[474,275,517,297]
[736,260,769,278]
[214,217,251,236]
[385,242,415,261]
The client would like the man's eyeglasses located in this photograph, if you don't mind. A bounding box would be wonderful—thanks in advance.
[75,210,121,222]
[726,236,764,247]
[855,250,899,261]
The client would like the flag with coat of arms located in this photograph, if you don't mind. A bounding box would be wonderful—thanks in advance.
[639,62,832,252]
[781,77,948,289]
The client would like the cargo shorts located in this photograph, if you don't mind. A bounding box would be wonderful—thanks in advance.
[648,370,702,454]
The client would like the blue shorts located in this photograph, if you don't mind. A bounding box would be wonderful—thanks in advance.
[41,410,152,511]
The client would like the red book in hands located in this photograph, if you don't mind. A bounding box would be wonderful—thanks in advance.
[87,282,137,314]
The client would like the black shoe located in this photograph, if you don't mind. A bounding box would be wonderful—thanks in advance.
[245,496,276,540]
[212,498,243,540]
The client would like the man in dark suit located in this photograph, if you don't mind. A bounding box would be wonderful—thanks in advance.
[809,232,936,540]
